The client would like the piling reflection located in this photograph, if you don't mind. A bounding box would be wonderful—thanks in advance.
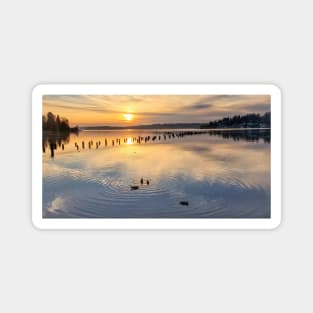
[42,132,70,158]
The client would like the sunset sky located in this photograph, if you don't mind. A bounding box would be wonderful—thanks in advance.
[43,95,270,127]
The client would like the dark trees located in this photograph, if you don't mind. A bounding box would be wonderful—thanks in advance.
[200,112,271,129]
[42,112,73,132]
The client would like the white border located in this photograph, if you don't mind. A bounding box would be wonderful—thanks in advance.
[32,84,281,229]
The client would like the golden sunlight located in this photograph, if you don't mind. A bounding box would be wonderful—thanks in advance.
[126,137,133,145]
[123,113,133,121]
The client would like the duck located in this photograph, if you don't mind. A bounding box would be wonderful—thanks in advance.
[179,201,189,206]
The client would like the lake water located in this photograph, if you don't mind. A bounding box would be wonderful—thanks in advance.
[42,129,270,218]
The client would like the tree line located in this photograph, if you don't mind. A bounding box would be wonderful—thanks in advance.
[43,112,78,132]
[200,112,270,129]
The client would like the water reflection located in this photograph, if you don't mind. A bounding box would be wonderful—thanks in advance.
[42,132,71,158]
[206,129,270,143]
[43,129,270,159]
[42,129,271,218]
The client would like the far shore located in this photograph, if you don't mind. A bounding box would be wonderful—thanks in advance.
[80,125,271,131]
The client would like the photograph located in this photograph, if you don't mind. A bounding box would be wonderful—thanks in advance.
[38,87,274,222]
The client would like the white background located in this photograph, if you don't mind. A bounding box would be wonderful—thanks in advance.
[0,1,311,312]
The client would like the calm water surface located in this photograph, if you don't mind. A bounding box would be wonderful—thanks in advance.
[43,129,270,218]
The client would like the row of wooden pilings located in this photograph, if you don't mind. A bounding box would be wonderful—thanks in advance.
[72,130,211,151]
[45,130,212,156]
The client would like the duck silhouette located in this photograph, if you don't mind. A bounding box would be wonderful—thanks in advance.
[179,201,189,206]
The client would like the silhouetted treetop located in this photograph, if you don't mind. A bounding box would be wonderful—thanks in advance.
[42,112,78,132]
[200,112,270,129]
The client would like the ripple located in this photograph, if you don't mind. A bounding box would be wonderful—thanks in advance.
[43,132,270,218]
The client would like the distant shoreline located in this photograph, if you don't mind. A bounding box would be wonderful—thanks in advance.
[80,123,204,130]
[80,126,271,131]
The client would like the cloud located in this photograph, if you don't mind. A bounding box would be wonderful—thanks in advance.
[43,94,271,126]
[184,103,213,111]
[47,196,65,213]
[238,102,271,113]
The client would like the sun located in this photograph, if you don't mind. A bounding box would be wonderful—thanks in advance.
[123,113,133,121]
